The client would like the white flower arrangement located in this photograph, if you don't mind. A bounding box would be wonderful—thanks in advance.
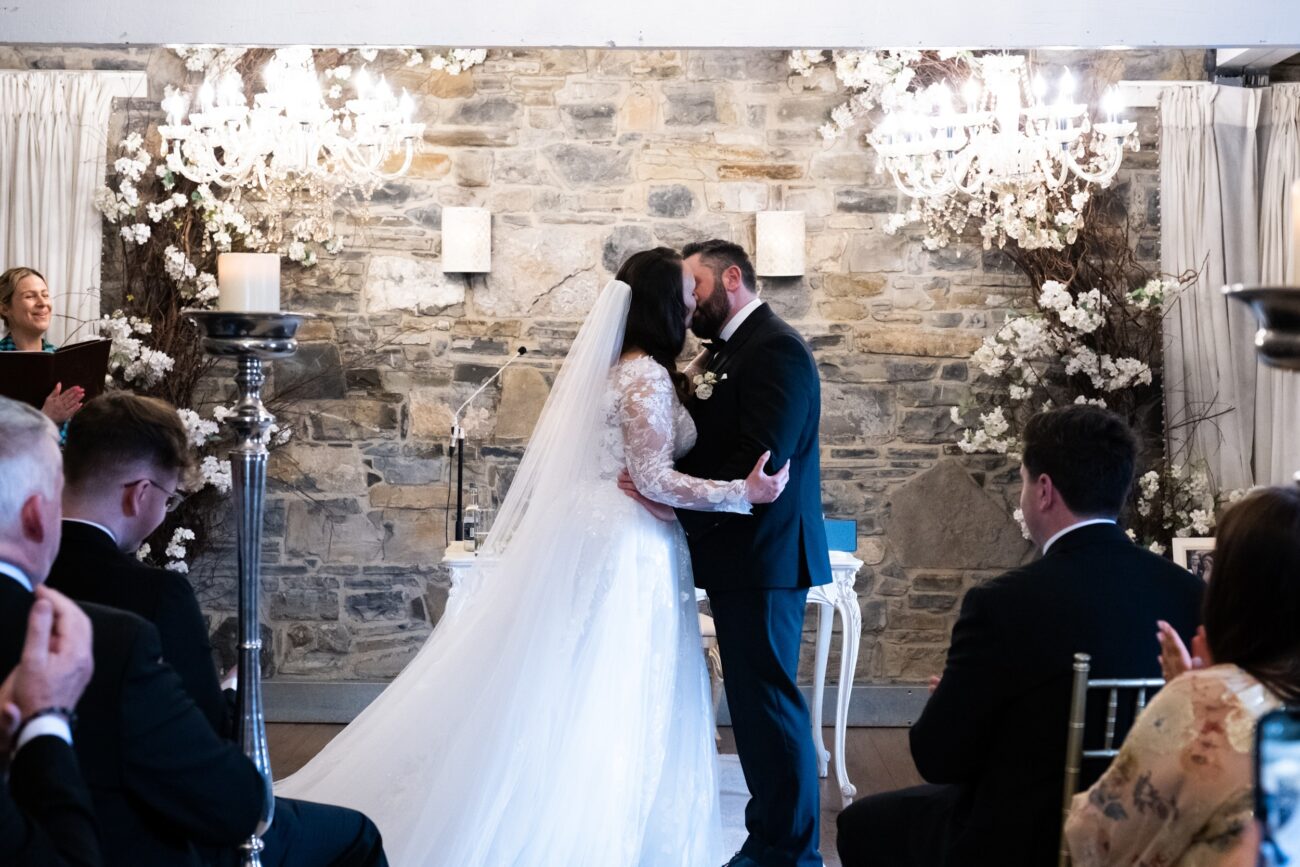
[951,274,1232,547]
[97,311,175,388]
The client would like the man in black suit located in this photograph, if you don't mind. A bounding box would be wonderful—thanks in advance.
[1,587,100,867]
[0,395,388,867]
[836,405,1205,867]
[672,240,831,867]
[49,392,232,737]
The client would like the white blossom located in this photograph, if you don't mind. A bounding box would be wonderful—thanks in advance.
[1038,280,1072,312]
[1148,541,1167,556]
[165,526,196,560]
[177,408,219,448]
[1012,508,1031,540]
[121,223,151,245]
[200,456,232,493]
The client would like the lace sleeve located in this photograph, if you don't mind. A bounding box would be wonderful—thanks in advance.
[619,360,751,514]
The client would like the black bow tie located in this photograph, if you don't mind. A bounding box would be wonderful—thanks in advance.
[707,336,727,350]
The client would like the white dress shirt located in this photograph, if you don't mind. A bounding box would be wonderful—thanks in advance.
[0,560,75,750]
[1042,518,1118,554]
[719,298,765,343]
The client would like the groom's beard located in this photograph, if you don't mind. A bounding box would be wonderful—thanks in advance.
[690,288,731,340]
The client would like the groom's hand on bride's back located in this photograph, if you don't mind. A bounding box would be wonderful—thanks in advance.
[617,469,678,521]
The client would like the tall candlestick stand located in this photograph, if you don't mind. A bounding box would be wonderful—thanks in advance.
[1223,283,1300,482]
[186,310,309,866]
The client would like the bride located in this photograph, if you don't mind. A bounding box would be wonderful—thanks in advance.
[275,246,790,866]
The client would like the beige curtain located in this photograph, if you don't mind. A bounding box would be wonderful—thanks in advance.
[0,71,116,345]
[1159,85,1263,493]
[1256,84,1300,483]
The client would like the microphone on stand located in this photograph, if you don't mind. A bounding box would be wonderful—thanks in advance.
[450,346,527,547]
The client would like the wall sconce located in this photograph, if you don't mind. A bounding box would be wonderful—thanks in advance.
[442,206,492,273]
[754,210,800,276]
[755,210,806,277]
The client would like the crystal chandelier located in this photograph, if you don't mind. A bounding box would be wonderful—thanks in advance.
[867,54,1138,201]
[158,47,425,193]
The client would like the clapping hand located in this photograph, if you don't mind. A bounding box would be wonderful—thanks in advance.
[0,587,94,753]
[41,382,85,424]
[1156,620,1212,681]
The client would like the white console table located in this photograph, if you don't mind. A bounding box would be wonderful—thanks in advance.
[442,545,864,808]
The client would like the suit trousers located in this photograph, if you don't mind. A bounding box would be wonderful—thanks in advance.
[836,783,964,867]
[211,797,387,867]
[709,587,821,867]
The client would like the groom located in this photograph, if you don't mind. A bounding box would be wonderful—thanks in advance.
[677,240,830,867]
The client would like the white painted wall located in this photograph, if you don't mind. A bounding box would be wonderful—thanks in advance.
[1,0,1298,49]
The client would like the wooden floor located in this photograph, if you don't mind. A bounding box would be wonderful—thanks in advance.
[268,723,922,867]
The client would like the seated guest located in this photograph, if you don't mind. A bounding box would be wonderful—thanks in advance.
[836,405,1204,867]
[49,392,232,737]
[0,396,388,867]
[0,266,84,425]
[1067,485,1300,866]
[1,587,100,867]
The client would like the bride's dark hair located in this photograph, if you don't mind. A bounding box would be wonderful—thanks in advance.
[617,247,690,403]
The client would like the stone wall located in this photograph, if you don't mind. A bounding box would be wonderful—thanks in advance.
[0,44,1205,683]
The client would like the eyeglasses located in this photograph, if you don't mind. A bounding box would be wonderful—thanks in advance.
[123,478,189,513]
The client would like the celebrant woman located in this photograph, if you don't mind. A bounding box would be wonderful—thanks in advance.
[0,267,84,425]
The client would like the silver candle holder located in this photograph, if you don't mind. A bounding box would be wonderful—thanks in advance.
[1223,283,1300,482]
[186,309,309,867]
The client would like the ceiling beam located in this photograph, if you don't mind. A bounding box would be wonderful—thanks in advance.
[1,0,1298,49]
[1215,47,1299,72]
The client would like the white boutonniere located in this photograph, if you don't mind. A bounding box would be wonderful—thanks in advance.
[692,371,727,400]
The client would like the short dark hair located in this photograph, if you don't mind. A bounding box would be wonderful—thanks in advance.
[616,247,690,401]
[681,239,756,293]
[63,392,195,490]
[1203,485,1300,702]
[1021,404,1137,517]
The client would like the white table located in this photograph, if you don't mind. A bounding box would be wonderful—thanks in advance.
[442,545,864,808]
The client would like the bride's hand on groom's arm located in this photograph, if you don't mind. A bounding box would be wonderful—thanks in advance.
[744,451,790,505]
[617,468,678,522]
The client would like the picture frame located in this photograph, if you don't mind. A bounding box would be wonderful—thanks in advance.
[1171,536,1216,582]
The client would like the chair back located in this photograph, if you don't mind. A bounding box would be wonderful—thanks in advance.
[1057,652,1164,867]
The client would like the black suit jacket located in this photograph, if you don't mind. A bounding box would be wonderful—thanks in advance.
[675,304,831,591]
[0,576,265,867]
[909,523,1205,867]
[49,521,233,738]
[1,734,102,867]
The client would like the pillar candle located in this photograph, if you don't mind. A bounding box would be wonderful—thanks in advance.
[217,253,281,312]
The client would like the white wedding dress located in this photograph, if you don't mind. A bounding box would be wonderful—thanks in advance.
[276,282,746,867]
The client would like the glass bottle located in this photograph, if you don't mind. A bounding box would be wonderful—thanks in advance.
[462,484,481,553]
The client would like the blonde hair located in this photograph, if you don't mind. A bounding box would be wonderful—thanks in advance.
[0,266,48,328]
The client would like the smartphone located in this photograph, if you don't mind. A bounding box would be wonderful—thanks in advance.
[1257,707,1300,866]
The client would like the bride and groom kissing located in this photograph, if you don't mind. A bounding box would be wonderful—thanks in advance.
[277,239,832,867]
